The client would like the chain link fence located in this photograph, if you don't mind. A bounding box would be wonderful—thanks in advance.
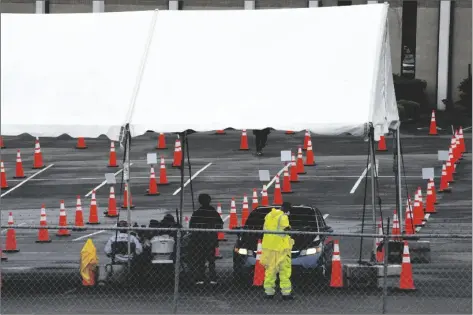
[0,225,471,314]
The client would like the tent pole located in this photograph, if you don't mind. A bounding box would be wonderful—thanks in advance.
[369,129,377,257]
[396,126,403,233]
[178,132,186,225]
[124,129,132,271]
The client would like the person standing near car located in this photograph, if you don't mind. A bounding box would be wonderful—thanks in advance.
[189,193,224,285]
[260,202,295,300]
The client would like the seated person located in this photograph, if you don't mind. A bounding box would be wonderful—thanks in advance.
[159,214,181,238]
[104,220,143,263]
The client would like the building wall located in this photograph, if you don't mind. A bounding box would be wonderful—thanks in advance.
[386,0,403,75]
[105,0,167,11]
[255,0,307,9]
[182,0,244,9]
[415,0,439,104]
[0,0,35,13]
[451,0,472,102]
[49,0,92,13]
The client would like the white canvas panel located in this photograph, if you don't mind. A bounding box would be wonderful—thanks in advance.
[1,11,157,140]
[130,4,393,137]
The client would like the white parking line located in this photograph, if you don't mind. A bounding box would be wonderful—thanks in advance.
[172,162,213,196]
[262,164,288,194]
[85,164,133,197]
[350,163,371,194]
[0,164,54,198]
[72,229,107,242]
[1,222,26,234]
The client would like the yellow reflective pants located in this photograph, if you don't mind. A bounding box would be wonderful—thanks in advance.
[261,249,292,296]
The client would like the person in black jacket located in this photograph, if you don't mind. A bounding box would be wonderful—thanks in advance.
[252,128,271,156]
[189,193,224,285]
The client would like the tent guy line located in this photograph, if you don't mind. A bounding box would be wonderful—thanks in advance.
[172,162,213,196]
[84,163,134,198]
[0,164,54,198]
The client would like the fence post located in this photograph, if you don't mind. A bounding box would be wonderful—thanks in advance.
[172,229,182,314]
[382,217,391,314]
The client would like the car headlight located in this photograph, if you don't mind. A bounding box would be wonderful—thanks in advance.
[235,248,254,256]
[300,246,322,256]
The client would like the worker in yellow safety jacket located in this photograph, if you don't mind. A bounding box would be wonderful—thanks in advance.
[260,202,295,300]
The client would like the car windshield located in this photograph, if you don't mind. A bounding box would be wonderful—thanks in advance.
[243,206,320,231]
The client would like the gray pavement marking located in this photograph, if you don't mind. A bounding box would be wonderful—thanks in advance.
[84,163,133,197]
[350,163,371,194]
[0,164,54,198]
[172,162,213,196]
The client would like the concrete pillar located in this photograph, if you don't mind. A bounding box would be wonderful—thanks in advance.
[92,0,104,13]
[309,0,320,7]
[244,0,255,9]
[169,0,179,10]
[436,0,452,110]
[35,0,45,13]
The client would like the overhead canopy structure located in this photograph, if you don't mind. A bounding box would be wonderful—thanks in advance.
[1,3,398,141]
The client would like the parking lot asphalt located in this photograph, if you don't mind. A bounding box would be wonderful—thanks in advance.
[0,128,471,314]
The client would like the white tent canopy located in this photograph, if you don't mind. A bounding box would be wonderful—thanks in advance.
[1,3,398,141]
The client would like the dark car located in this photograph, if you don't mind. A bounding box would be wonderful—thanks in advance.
[232,205,334,284]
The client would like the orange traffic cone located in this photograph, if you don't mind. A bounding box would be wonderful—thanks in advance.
[282,165,293,194]
[156,133,167,149]
[0,250,7,261]
[229,198,238,229]
[240,130,249,151]
[290,153,299,182]
[251,189,259,210]
[285,130,295,135]
[36,204,51,243]
[146,167,160,196]
[1,161,9,190]
[56,200,71,237]
[241,194,249,226]
[0,136,5,149]
[377,136,387,151]
[217,203,226,241]
[13,150,26,179]
[425,181,436,214]
[296,147,306,174]
[375,218,384,263]
[445,157,454,183]
[438,164,451,193]
[430,178,438,204]
[33,137,44,169]
[105,186,118,217]
[253,239,265,286]
[261,185,269,206]
[73,196,86,231]
[215,246,223,259]
[392,210,401,240]
[121,184,135,209]
[172,138,182,168]
[184,216,189,228]
[412,192,424,226]
[159,156,169,185]
[303,130,311,151]
[273,175,283,205]
[305,140,316,166]
[404,201,415,236]
[429,110,438,135]
[458,126,466,153]
[76,137,87,149]
[3,212,19,253]
[399,241,416,290]
[108,142,118,168]
[87,190,100,224]
[215,130,226,135]
[330,240,343,288]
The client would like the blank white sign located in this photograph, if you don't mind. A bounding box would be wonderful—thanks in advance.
[422,168,434,180]
[259,170,270,182]
[147,153,158,165]
[438,150,449,161]
[105,173,117,185]
[280,150,292,162]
